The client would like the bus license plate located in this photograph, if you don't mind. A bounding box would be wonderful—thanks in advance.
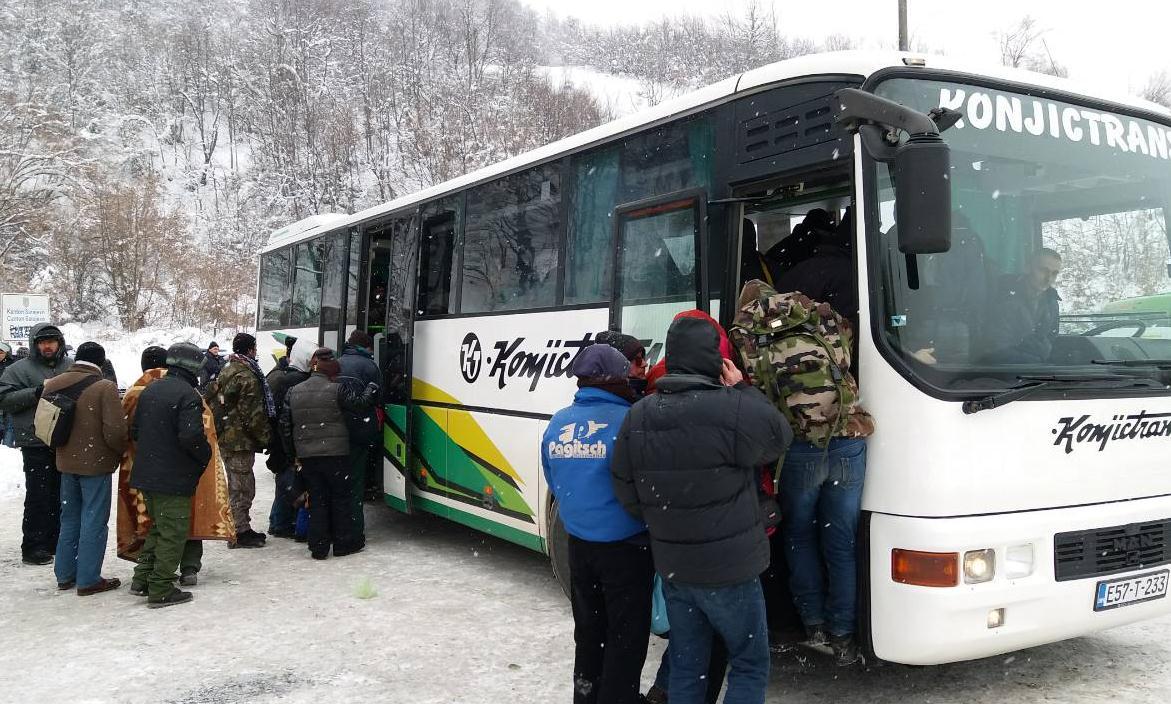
[1093,570,1169,611]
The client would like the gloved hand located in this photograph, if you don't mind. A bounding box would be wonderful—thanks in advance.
[34,384,44,400]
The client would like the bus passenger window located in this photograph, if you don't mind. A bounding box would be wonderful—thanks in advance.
[461,165,561,313]
[417,216,455,317]
[259,249,292,329]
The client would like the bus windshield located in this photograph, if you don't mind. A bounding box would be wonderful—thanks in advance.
[870,77,1171,391]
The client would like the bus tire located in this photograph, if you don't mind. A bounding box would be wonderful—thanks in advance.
[547,498,571,599]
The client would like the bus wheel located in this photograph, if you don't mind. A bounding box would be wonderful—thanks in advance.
[546,499,571,599]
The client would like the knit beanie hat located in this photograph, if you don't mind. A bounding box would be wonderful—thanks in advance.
[232,332,257,355]
[166,342,205,375]
[75,341,106,367]
[208,341,219,350]
[594,331,646,362]
[141,345,168,372]
[571,344,630,381]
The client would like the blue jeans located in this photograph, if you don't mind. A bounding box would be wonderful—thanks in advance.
[269,468,296,533]
[663,578,768,704]
[779,437,867,637]
[54,473,112,588]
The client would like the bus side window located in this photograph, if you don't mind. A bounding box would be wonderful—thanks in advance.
[417,215,456,316]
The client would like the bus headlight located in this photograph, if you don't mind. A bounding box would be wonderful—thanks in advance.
[1004,544,1034,578]
[963,549,996,584]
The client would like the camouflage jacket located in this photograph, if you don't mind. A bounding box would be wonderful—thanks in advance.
[206,360,272,452]
[730,279,874,447]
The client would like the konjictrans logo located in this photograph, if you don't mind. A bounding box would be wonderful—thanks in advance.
[460,333,482,383]
[1052,411,1171,454]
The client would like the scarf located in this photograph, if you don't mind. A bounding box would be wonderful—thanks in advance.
[232,353,276,419]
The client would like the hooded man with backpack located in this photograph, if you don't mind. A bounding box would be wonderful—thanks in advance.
[41,342,127,595]
[0,323,73,565]
[612,316,791,704]
[731,280,875,666]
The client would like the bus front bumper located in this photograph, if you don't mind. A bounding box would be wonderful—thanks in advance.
[869,494,1171,665]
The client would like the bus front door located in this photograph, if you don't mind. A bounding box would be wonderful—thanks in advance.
[610,189,708,362]
[373,215,419,514]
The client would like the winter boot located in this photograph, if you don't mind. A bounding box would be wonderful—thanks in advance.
[229,531,266,549]
[147,588,193,609]
[128,582,148,597]
[77,577,121,596]
[829,633,862,666]
[804,623,828,647]
[179,572,198,587]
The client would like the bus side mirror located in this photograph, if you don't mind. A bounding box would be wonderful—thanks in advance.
[894,135,952,254]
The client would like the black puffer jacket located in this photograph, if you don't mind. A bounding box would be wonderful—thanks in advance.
[130,367,212,497]
[612,317,792,587]
[337,345,382,446]
[264,365,310,472]
[280,373,377,459]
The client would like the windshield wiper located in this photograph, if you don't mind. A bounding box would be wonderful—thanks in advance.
[962,374,1160,415]
[1092,359,1171,368]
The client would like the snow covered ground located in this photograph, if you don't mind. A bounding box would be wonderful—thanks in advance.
[3,441,1171,703]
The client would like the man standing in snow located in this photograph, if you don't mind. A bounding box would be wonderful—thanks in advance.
[337,330,381,543]
[129,342,212,608]
[0,323,73,565]
[542,344,652,704]
[206,333,274,549]
[198,341,224,392]
[612,316,791,704]
[45,342,127,595]
[264,337,314,538]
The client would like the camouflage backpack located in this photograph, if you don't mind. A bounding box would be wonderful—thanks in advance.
[729,279,874,448]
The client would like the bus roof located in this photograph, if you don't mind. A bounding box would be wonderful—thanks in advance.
[262,50,1171,254]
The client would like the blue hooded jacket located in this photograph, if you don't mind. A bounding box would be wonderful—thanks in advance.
[542,387,647,542]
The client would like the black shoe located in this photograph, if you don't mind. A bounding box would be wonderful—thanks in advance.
[333,543,365,558]
[804,623,829,647]
[269,527,296,539]
[147,588,193,608]
[178,572,198,587]
[229,532,266,549]
[22,552,53,566]
[311,551,328,560]
[829,633,863,666]
[245,529,268,542]
[294,535,308,543]
[129,582,148,597]
[57,580,75,591]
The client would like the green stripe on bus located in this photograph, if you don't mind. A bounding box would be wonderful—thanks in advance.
[384,494,409,513]
[413,496,546,554]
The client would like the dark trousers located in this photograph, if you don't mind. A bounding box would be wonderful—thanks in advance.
[181,540,203,575]
[348,445,369,539]
[653,638,728,703]
[21,447,60,559]
[301,456,359,556]
[132,492,193,600]
[568,535,654,704]
[269,468,296,533]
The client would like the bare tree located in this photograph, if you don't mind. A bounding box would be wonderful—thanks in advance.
[997,15,1067,77]
[1143,70,1171,108]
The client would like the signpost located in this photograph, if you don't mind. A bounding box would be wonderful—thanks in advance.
[1,293,51,347]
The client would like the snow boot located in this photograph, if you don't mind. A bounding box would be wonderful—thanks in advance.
[147,588,193,609]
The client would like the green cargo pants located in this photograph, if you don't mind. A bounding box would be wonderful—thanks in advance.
[132,492,193,600]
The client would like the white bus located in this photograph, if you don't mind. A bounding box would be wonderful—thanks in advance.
[256,51,1171,665]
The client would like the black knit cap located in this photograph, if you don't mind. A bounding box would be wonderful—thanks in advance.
[75,341,106,367]
[141,345,168,372]
[232,332,257,355]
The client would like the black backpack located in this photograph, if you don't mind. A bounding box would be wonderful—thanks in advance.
[33,375,102,448]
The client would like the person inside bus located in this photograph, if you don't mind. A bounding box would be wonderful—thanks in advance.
[763,208,832,281]
[980,247,1063,364]
[773,207,857,325]
[541,344,650,704]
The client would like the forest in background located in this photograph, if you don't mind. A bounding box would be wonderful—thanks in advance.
[0,1,1167,331]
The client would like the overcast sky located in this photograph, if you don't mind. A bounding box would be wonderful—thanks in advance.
[519,0,1171,98]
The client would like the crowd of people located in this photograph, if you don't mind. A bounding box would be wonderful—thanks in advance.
[543,279,874,704]
[0,325,383,607]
